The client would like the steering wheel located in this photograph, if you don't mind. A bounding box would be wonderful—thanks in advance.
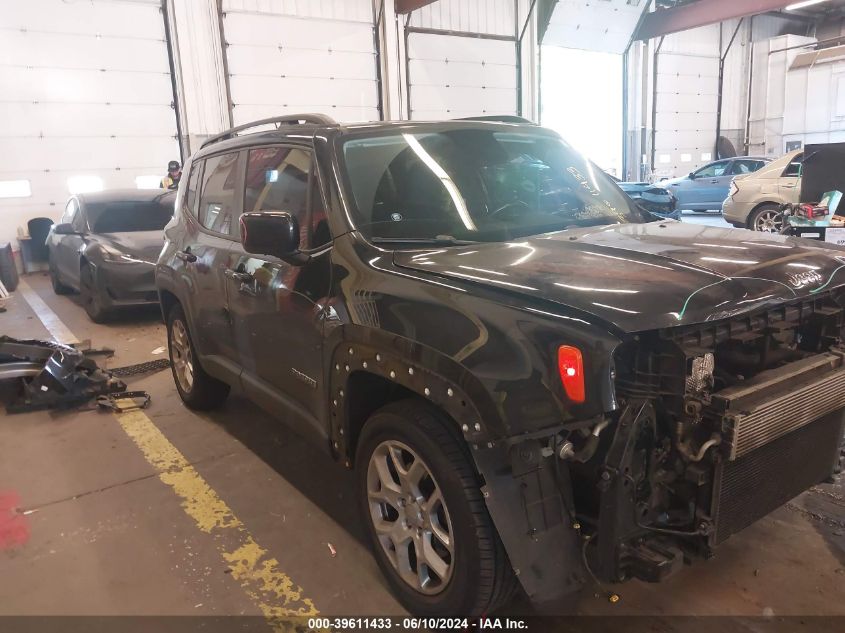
[489,200,530,218]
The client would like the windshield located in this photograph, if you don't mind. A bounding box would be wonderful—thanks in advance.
[341,129,647,243]
[89,197,174,233]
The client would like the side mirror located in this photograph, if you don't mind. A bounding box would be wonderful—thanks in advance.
[53,222,76,235]
[240,211,303,262]
[688,172,697,180]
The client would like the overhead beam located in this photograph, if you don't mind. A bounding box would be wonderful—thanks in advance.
[635,0,797,40]
[395,0,438,14]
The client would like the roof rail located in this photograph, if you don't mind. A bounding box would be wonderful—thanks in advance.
[455,115,535,124]
[200,113,338,149]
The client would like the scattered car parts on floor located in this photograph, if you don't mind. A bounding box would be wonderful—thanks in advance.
[0,336,125,412]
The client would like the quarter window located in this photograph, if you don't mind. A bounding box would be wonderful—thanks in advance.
[61,198,78,224]
[198,152,241,237]
[184,162,203,217]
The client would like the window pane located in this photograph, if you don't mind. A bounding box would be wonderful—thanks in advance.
[342,131,645,242]
[245,147,310,229]
[199,153,241,236]
[311,169,331,248]
[89,197,175,233]
[184,163,202,217]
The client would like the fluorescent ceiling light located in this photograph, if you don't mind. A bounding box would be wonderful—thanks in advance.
[786,0,830,10]
[135,175,161,189]
[68,175,104,194]
[0,179,32,199]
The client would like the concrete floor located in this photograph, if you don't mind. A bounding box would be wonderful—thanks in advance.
[1,268,844,623]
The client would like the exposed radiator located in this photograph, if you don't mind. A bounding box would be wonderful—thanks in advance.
[710,351,845,460]
[711,410,844,545]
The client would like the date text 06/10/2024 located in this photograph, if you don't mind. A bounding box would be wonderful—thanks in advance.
[306,618,529,630]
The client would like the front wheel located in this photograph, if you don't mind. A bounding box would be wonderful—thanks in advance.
[49,261,73,295]
[167,303,230,410]
[356,400,517,616]
[749,204,783,233]
[79,263,109,322]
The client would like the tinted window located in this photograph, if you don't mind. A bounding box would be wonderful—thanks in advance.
[695,161,730,178]
[245,146,311,246]
[199,152,241,236]
[61,199,78,224]
[784,154,804,177]
[245,147,310,219]
[184,162,202,217]
[729,160,765,175]
[342,130,645,243]
[88,197,175,233]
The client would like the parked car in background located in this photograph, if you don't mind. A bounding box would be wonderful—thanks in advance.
[664,157,770,211]
[157,115,845,616]
[723,150,804,232]
[47,189,175,322]
[615,180,679,220]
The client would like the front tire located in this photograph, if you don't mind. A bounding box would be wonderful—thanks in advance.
[167,303,230,410]
[356,400,517,616]
[79,263,109,322]
[749,204,783,233]
[49,262,73,295]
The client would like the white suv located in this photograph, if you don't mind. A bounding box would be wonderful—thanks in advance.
[722,150,803,232]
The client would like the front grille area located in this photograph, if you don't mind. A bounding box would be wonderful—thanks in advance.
[711,410,844,545]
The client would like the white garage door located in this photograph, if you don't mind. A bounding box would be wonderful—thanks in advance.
[653,52,719,178]
[0,0,179,240]
[407,31,517,121]
[221,1,380,125]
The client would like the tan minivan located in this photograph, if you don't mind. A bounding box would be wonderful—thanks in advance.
[722,149,803,232]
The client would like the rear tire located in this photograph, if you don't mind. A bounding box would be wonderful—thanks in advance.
[167,303,230,410]
[79,263,109,322]
[748,204,783,233]
[356,399,517,616]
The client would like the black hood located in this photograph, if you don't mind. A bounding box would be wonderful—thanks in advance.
[393,222,845,333]
[94,231,164,264]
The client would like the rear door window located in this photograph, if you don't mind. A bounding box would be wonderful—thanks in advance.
[729,160,765,175]
[198,152,242,238]
[783,154,804,177]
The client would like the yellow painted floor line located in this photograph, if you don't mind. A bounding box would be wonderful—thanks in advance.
[16,277,79,344]
[16,275,318,628]
[116,405,318,623]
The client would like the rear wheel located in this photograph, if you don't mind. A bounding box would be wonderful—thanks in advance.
[79,263,109,322]
[749,204,783,233]
[167,303,230,410]
[356,399,517,616]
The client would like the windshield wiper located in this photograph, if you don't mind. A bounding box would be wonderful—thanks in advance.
[370,235,477,246]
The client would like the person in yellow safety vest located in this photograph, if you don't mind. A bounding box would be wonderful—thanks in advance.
[160,160,182,190]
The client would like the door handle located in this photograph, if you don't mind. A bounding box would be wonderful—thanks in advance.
[175,249,197,263]
[710,179,719,184]
[224,268,253,284]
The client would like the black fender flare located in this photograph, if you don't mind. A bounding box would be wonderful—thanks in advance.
[326,325,586,603]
